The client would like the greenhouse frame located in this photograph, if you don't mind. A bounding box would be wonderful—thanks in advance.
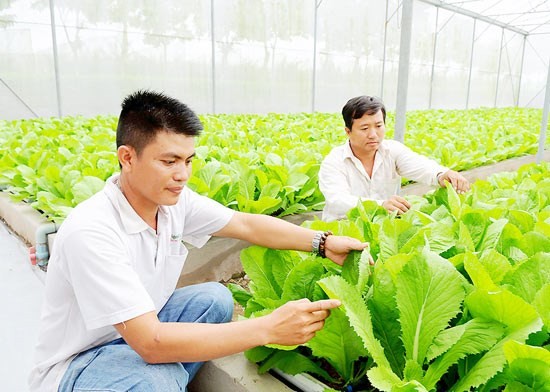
[1,2,549,391]
[3,0,547,160]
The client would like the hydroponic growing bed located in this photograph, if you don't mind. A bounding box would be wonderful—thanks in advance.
[230,162,550,391]
[0,108,547,391]
[0,107,546,222]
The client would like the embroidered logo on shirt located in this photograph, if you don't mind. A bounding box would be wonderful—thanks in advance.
[170,233,183,242]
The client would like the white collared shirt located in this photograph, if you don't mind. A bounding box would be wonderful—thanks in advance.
[319,140,447,221]
[29,174,234,392]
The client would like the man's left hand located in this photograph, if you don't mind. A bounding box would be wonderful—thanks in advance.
[29,246,37,265]
[438,170,470,194]
[324,235,372,266]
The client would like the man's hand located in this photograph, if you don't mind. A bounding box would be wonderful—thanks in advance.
[29,246,37,265]
[438,170,470,194]
[265,298,341,346]
[324,235,371,266]
[382,195,411,215]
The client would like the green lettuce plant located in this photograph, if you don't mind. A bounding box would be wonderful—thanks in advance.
[231,162,550,391]
[1,109,547,221]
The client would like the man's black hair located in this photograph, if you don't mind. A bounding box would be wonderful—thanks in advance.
[116,90,203,155]
[342,95,386,130]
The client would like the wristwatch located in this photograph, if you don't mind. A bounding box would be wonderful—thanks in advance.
[311,230,333,258]
[311,231,323,254]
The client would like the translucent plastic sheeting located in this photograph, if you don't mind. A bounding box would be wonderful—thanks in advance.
[441,0,550,35]
[0,0,548,119]
[0,21,58,118]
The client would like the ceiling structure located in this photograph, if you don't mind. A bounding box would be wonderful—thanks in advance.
[396,0,549,163]
[421,0,550,35]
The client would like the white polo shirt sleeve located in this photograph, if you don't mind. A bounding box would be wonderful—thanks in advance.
[62,225,156,331]
[180,187,235,248]
[319,147,368,221]
[388,140,448,186]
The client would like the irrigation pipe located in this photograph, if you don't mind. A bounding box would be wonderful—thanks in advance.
[35,221,60,267]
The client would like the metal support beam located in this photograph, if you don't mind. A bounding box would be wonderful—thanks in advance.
[428,7,439,109]
[516,35,527,106]
[210,0,216,113]
[311,0,321,112]
[49,0,62,117]
[0,78,39,117]
[494,28,504,107]
[394,0,413,143]
[466,19,476,108]
[536,59,550,163]
[418,0,529,35]
[380,1,389,99]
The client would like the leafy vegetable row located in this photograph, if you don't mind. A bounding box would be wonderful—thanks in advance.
[0,108,545,221]
[231,162,550,391]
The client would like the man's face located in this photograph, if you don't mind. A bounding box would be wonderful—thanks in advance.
[125,130,195,209]
[346,109,386,155]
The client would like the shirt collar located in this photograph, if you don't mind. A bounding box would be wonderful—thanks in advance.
[342,140,355,160]
[341,139,389,161]
[104,174,154,234]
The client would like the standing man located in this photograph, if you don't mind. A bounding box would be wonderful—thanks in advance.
[29,90,368,391]
[319,95,470,221]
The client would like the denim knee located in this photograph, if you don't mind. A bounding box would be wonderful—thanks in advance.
[160,282,234,324]
[201,282,234,323]
[135,362,188,391]
[62,344,189,392]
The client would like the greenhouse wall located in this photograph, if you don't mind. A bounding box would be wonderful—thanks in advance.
[0,0,548,120]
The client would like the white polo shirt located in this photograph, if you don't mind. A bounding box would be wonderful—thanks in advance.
[319,140,447,221]
[29,174,234,392]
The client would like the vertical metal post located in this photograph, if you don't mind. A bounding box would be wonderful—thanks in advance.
[210,0,216,114]
[428,7,439,109]
[49,0,62,117]
[394,0,413,143]
[516,34,527,107]
[494,27,504,107]
[466,18,476,109]
[380,1,389,99]
[536,60,550,164]
[311,0,320,112]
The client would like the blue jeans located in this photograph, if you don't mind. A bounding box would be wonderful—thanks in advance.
[58,282,234,392]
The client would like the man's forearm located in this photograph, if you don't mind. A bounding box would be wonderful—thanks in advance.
[225,212,315,251]
[118,299,342,364]
[138,317,270,364]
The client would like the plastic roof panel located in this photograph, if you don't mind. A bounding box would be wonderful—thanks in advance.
[434,0,550,35]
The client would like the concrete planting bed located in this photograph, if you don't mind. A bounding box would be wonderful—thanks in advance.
[1,151,548,391]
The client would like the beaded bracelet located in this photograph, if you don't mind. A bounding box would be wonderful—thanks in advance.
[318,230,333,258]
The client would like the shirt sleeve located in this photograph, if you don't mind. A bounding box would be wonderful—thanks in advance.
[319,152,372,221]
[181,188,235,248]
[62,226,156,330]
[390,141,448,186]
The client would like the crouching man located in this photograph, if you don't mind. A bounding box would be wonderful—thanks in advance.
[29,90,368,391]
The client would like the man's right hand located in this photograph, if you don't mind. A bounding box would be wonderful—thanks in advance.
[264,298,341,346]
[382,195,411,215]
